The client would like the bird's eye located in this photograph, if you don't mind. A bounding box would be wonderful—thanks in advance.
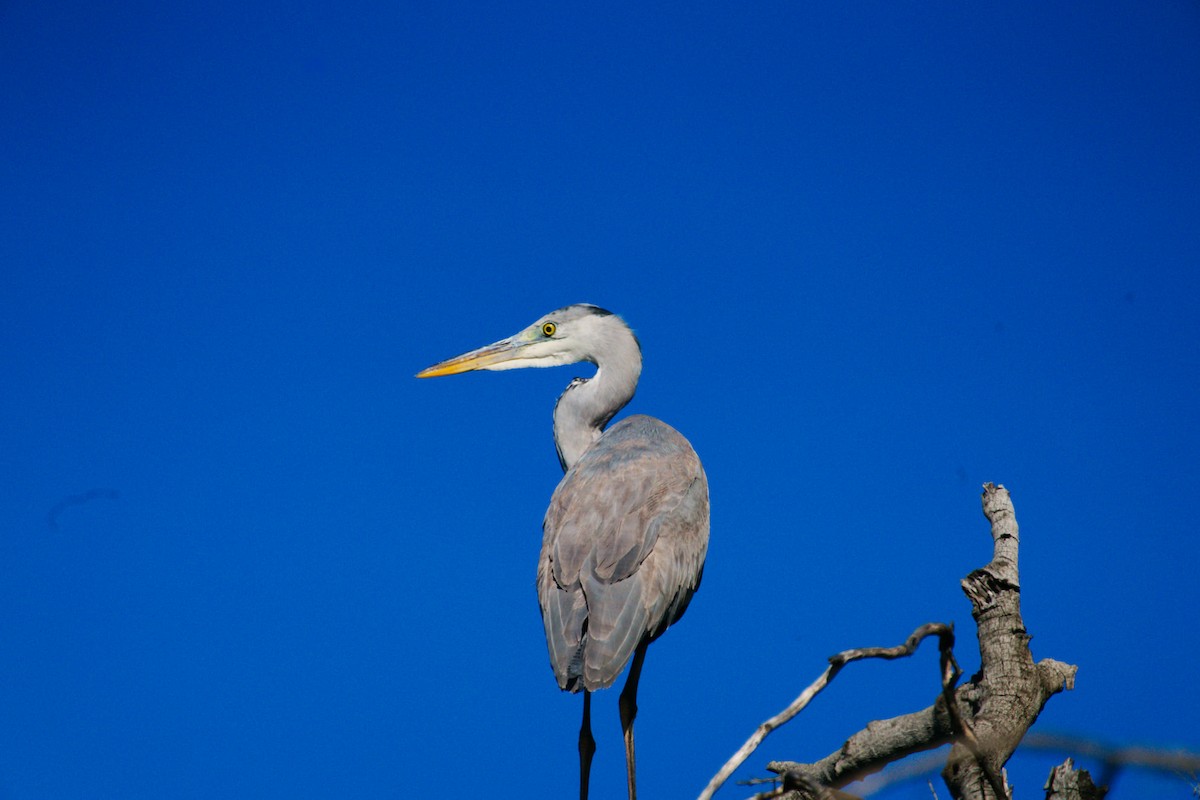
[542,322,557,337]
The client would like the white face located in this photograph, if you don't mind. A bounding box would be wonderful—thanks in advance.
[416,306,610,377]
[488,310,616,370]
[477,318,577,371]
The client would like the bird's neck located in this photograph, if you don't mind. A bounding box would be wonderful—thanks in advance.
[553,330,641,471]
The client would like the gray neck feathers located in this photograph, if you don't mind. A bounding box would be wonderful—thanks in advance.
[553,320,642,471]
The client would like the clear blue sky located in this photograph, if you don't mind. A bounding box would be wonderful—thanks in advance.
[2,2,1198,798]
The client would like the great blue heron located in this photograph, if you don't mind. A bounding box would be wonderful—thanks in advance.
[417,304,709,800]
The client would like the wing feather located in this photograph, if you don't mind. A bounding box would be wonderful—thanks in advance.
[538,414,709,692]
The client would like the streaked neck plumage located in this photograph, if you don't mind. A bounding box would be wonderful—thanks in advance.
[552,319,642,471]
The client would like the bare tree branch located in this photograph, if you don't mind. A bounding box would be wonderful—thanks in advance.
[713,483,1081,800]
[1044,758,1104,800]
[767,698,957,791]
[1022,732,1200,778]
[855,733,1200,797]
[764,628,986,795]
[857,750,950,796]
[932,626,1006,800]
[1025,732,1200,794]
[697,624,956,800]
[941,484,1077,800]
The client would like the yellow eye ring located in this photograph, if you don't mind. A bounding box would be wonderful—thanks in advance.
[541,322,557,337]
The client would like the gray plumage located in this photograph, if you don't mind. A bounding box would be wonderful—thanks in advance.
[417,303,709,800]
[540,414,707,691]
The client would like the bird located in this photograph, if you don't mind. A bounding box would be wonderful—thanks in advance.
[417,304,709,800]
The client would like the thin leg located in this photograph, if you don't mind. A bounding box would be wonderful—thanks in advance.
[579,690,596,800]
[618,642,649,800]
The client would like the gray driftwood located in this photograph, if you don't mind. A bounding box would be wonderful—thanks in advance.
[708,484,1096,799]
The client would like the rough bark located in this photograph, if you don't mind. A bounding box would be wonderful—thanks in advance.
[1044,759,1105,800]
[698,624,957,800]
[734,484,1078,800]
[767,689,960,789]
[940,484,1076,800]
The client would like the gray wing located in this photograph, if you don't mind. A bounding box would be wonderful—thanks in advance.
[537,414,709,692]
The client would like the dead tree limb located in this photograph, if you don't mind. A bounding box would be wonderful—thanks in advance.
[1044,759,1104,800]
[697,624,957,800]
[846,733,1198,797]
[1023,732,1200,790]
[940,484,1076,800]
[720,483,1080,799]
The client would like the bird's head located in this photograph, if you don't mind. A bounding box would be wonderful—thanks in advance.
[416,304,634,378]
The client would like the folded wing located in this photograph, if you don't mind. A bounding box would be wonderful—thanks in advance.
[538,414,709,692]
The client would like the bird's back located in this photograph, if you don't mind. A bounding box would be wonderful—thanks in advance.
[538,414,709,692]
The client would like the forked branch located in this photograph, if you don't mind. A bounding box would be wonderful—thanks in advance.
[698,623,958,800]
[700,484,1080,799]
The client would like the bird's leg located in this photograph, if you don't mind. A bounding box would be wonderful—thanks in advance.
[579,689,596,800]
[618,643,649,800]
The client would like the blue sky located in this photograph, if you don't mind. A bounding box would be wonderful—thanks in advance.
[2,2,1198,798]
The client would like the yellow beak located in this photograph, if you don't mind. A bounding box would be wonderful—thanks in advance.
[415,338,520,378]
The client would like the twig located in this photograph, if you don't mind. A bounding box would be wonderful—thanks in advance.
[697,623,955,800]
[742,779,787,800]
[861,733,1200,797]
[935,628,1009,800]
[856,751,950,796]
[1021,732,1200,775]
[746,787,787,800]
[781,770,837,799]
